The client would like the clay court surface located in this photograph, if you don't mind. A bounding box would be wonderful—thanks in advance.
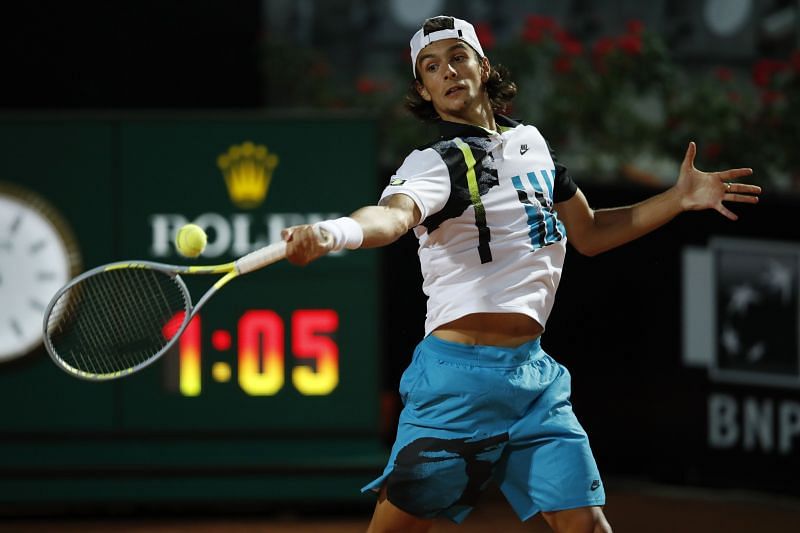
[3,482,799,533]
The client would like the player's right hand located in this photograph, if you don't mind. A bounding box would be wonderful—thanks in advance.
[282,224,330,266]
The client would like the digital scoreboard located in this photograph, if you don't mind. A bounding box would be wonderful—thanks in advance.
[0,115,385,504]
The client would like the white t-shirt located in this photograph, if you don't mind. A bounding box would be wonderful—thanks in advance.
[379,116,578,335]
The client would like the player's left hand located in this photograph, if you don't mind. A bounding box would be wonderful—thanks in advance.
[283,224,330,266]
[675,142,761,220]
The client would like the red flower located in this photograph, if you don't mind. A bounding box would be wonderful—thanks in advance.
[626,20,644,34]
[592,37,616,57]
[559,35,583,56]
[761,89,785,106]
[618,34,642,55]
[522,27,543,43]
[561,39,583,56]
[553,56,573,74]
[591,37,616,72]
[752,63,770,87]
[714,67,733,82]
[525,15,556,31]
[752,58,787,87]
[356,77,388,94]
[522,14,557,43]
[474,22,496,51]
[791,51,800,73]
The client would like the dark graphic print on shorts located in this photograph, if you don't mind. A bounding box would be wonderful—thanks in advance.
[385,432,509,518]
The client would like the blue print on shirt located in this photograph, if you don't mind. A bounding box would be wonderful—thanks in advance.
[512,169,565,250]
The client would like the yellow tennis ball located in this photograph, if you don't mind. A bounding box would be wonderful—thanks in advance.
[175,224,207,258]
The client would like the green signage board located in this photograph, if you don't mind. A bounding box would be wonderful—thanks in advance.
[0,115,384,504]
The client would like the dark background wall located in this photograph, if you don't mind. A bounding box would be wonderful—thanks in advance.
[0,0,261,109]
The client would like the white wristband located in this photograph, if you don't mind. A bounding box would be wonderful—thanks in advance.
[314,217,364,252]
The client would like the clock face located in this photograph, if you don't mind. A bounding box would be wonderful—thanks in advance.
[0,187,79,362]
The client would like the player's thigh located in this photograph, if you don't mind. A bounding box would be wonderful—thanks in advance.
[540,506,612,533]
[366,485,433,533]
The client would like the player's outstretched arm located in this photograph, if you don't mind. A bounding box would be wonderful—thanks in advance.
[556,142,761,257]
[283,193,420,266]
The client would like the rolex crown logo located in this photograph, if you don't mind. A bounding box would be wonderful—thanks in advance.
[217,141,279,209]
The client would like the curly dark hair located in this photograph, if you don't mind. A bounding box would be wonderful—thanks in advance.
[405,17,518,122]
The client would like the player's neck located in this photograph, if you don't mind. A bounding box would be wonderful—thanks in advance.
[439,97,496,133]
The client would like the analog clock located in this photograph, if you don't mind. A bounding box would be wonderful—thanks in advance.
[0,183,81,362]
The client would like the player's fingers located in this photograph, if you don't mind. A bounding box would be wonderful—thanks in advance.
[285,226,312,265]
[717,168,753,181]
[716,203,738,221]
[681,142,697,171]
[285,254,308,266]
[284,241,307,265]
[724,189,761,203]
[286,225,329,266]
[724,183,761,196]
[725,193,760,204]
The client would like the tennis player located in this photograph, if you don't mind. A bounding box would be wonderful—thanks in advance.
[283,15,761,533]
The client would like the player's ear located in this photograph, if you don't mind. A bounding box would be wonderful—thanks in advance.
[416,80,432,102]
[480,57,491,83]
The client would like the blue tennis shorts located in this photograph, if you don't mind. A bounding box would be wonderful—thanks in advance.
[362,335,605,523]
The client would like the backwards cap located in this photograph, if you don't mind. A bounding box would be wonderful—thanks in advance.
[409,16,484,77]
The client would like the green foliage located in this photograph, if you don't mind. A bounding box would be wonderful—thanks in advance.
[261,17,800,190]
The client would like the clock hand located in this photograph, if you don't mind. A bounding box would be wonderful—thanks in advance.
[9,214,22,235]
[10,318,22,338]
[29,240,46,254]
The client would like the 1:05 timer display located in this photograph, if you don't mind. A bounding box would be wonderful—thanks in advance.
[163,309,339,397]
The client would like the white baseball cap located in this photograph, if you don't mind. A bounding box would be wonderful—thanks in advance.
[409,16,484,77]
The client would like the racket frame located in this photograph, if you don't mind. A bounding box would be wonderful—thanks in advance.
[42,260,237,381]
[41,235,320,380]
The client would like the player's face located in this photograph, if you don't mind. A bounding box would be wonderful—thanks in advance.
[415,39,489,121]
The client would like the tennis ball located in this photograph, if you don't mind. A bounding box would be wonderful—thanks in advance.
[175,224,207,258]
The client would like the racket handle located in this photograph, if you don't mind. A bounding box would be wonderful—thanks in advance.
[235,241,287,274]
[235,228,332,275]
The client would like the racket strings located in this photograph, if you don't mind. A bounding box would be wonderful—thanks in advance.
[46,268,189,376]
[97,271,161,369]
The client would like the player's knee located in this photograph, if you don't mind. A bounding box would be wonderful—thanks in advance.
[594,518,613,533]
[366,486,433,533]
[589,508,612,533]
[542,507,611,533]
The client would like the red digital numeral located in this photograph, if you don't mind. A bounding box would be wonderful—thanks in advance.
[163,312,202,397]
[238,310,285,396]
[292,310,339,396]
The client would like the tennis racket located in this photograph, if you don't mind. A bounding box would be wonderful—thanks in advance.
[42,230,329,381]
